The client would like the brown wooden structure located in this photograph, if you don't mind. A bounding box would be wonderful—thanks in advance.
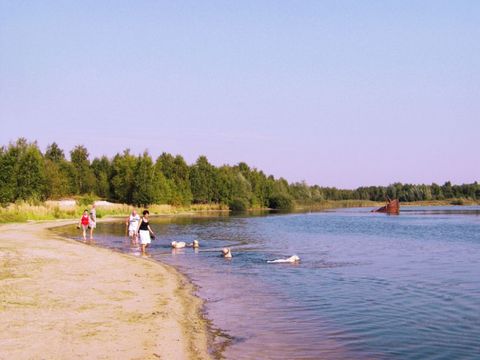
[372,198,400,215]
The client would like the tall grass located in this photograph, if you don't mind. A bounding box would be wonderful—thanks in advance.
[294,199,382,211]
[295,198,479,211]
[400,198,479,206]
[0,201,229,224]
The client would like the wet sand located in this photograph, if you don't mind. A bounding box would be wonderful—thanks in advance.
[0,221,210,360]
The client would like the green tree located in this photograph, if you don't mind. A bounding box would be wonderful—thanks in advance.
[289,181,312,203]
[273,177,290,197]
[70,145,95,194]
[44,159,71,199]
[310,185,325,202]
[45,142,65,162]
[442,181,454,199]
[0,139,47,201]
[91,156,112,199]
[132,152,161,206]
[44,142,72,198]
[111,150,172,206]
[431,183,443,200]
[19,146,46,200]
[216,166,252,206]
[110,150,137,203]
[0,144,17,204]
[190,156,218,203]
[156,153,192,205]
[233,164,271,208]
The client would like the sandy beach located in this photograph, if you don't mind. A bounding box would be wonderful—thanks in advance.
[0,221,210,360]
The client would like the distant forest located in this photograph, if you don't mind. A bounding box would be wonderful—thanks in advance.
[1,139,479,209]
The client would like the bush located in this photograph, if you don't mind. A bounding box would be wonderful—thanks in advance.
[268,194,294,210]
[76,194,97,207]
[229,198,249,212]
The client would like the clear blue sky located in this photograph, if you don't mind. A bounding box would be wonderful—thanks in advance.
[1,1,479,188]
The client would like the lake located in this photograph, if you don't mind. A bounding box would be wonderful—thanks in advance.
[54,206,480,359]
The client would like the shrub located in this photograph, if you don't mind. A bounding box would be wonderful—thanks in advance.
[229,198,249,212]
[76,194,97,207]
[268,194,294,210]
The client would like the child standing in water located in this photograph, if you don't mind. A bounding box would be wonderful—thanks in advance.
[137,210,155,255]
[78,210,90,242]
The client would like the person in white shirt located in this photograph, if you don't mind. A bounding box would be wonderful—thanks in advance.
[125,209,140,245]
[89,204,97,240]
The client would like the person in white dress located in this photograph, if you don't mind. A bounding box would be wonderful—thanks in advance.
[136,210,155,255]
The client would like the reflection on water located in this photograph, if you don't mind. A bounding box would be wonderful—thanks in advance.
[54,207,480,359]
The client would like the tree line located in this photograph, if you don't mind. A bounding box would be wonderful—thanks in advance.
[1,139,478,209]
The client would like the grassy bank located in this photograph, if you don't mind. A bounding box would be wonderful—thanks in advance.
[0,201,228,223]
[399,199,479,206]
[294,198,479,211]
[294,199,383,211]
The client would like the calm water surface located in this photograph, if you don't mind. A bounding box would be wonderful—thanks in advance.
[55,206,480,359]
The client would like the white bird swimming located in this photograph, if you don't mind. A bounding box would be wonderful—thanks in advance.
[171,241,186,249]
[267,255,300,263]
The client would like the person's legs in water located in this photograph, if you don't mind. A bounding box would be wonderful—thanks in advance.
[129,229,138,246]
[89,222,96,241]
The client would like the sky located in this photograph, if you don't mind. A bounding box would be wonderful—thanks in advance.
[0,1,479,189]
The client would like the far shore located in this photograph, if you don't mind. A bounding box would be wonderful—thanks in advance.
[0,220,211,359]
[1,198,478,224]
[291,199,479,212]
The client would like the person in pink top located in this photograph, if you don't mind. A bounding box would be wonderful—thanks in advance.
[78,209,90,242]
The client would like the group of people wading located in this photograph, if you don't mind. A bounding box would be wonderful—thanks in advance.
[79,206,155,255]
[125,209,156,255]
[79,207,237,258]
[124,210,202,255]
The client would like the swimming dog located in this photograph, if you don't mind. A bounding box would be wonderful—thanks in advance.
[171,241,186,249]
[221,248,232,258]
[187,240,199,248]
[267,255,300,263]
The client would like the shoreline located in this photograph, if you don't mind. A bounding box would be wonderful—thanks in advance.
[2,199,478,224]
[0,220,211,359]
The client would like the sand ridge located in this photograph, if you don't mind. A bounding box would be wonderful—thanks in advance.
[0,221,210,360]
